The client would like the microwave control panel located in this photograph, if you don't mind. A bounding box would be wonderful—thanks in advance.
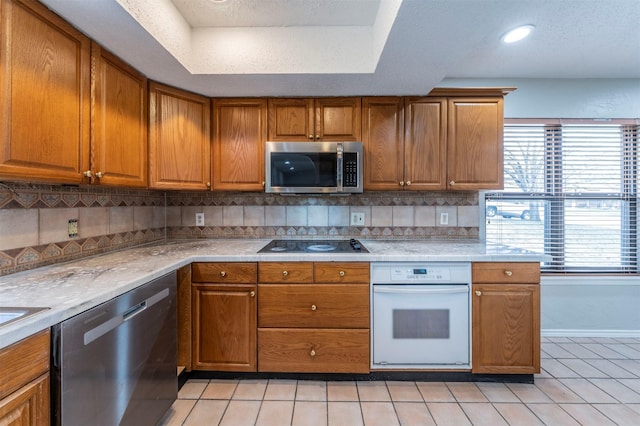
[343,152,358,187]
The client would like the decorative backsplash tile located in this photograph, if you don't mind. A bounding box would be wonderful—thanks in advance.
[0,182,480,276]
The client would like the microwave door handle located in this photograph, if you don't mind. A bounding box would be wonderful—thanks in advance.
[373,286,469,295]
[336,143,343,191]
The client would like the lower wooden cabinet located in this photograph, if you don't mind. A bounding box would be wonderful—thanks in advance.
[191,262,258,372]
[0,329,50,425]
[258,262,370,373]
[472,262,541,374]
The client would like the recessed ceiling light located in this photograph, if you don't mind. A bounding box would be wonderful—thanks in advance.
[501,24,535,43]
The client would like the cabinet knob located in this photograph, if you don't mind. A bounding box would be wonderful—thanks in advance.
[450,180,456,186]
[206,182,211,188]
[83,170,93,178]
[308,134,314,139]
[339,271,345,277]
[311,304,317,311]
[475,290,482,296]
[504,270,513,277]
[282,270,288,276]
[406,181,412,186]
[262,181,265,187]
[220,271,226,277]
[399,181,405,186]
[309,349,316,357]
[315,135,320,140]
[95,171,104,179]
[250,291,256,297]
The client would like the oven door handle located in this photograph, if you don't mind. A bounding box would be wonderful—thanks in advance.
[373,285,469,295]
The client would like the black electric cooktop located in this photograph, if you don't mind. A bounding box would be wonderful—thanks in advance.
[257,239,368,254]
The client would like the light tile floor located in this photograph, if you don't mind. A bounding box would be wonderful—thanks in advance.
[160,336,640,425]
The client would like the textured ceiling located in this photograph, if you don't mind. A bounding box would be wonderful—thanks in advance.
[40,0,640,97]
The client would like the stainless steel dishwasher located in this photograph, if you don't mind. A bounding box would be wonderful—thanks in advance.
[52,271,177,426]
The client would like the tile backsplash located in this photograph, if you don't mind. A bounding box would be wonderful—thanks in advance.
[0,182,479,276]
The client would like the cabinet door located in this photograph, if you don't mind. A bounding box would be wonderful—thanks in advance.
[0,0,90,184]
[0,374,49,426]
[472,283,540,374]
[91,42,147,187]
[267,98,314,141]
[315,97,361,141]
[192,283,257,371]
[447,98,504,190]
[404,98,447,190]
[212,99,267,191]
[362,97,404,190]
[148,82,211,190]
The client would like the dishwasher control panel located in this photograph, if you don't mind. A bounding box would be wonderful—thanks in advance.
[371,262,471,284]
[391,267,451,281]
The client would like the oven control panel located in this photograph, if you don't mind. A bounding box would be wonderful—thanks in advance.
[391,267,451,281]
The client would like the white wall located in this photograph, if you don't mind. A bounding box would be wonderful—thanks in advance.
[445,78,640,336]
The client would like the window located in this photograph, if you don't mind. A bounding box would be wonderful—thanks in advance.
[485,119,638,273]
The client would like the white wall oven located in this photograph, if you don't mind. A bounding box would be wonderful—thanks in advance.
[371,263,471,369]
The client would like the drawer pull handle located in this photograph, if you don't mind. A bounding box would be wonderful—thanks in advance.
[220,271,226,277]
[250,291,255,297]
[475,290,482,296]
[282,270,288,276]
[309,349,316,357]
[504,270,513,277]
[311,304,317,311]
[339,271,345,277]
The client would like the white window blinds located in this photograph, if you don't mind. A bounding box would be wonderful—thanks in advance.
[486,120,638,273]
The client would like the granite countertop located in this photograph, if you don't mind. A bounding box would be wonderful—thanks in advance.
[0,239,547,348]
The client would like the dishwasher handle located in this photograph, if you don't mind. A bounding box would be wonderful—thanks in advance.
[373,285,469,295]
[123,301,146,322]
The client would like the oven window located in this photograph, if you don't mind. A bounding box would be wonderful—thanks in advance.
[270,153,337,187]
[393,309,450,339]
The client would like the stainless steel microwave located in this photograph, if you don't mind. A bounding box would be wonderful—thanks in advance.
[265,141,363,194]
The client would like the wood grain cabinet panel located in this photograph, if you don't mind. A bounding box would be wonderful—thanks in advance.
[90,42,147,187]
[314,262,370,283]
[472,262,540,374]
[0,0,90,184]
[192,262,257,284]
[268,97,361,142]
[447,97,504,190]
[258,262,313,283]
[258,284,369,328]
[212,98,267,191]
[258,328,369,373]
[362,97,405,190]
[148,82,211,190]
[0,329,50,426]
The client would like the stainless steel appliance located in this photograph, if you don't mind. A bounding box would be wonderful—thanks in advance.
[52,272,177,426]
[265,141,363,194]
[371,262,471,369]
[258,238,368,253]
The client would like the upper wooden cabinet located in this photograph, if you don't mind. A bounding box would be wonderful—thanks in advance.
[268,97,361,142]
[364,89,510,191]
[0,0,90,184]
[446,97,504,190]
[148,82,211,190]
[212,98,267,191]
[90,42,147,187]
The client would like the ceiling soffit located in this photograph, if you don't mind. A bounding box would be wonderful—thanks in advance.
[115,0,401,74]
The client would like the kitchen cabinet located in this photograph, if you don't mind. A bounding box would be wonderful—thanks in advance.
[89,42,147,187]
[258,262,370,373]
[0,0,90,185]
[148,82,211,190]
[0,329,50,425]
[267,97,361,142]
[191,262,257,372]
[471,262,540,374]
[212,98,267,191]
[362,97,405,190]
[446,96,504,190]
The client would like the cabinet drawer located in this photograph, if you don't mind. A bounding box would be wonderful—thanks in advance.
[472,262,539,284]
[0,330,49,400]
[258,328,369,373]
[314,262,370,283]
[258,284,369,328]
[259,262,313,283]
[192,262,257,283]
